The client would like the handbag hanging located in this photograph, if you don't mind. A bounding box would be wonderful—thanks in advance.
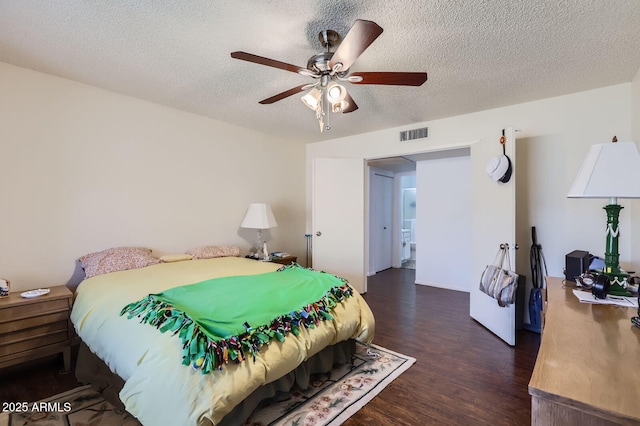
[479,245,519,307]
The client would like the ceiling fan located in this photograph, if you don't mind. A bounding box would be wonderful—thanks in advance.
[230,19,428,132]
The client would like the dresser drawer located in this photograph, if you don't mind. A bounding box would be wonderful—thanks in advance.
[0,298,69,323]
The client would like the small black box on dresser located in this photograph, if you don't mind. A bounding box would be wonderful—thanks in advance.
[565,250,590,282]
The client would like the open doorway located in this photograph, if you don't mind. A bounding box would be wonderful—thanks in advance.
[367,148,471,280]
[400,181,416,269]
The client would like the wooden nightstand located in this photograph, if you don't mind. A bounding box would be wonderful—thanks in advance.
[269,255,297,265]
[0,285,73,372]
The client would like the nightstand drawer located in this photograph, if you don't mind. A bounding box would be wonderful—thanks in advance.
[270,255,297,265]
[0,310,69,334]
[0,298,69,323]
[0,327,68,357]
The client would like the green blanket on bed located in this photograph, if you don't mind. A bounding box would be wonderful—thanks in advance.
[120,264,352,374]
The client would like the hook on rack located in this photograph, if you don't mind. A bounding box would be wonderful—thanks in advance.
[500,243,519,250]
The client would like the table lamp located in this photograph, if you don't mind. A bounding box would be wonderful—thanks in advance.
[240,203,278,260]
[568,137,640,295]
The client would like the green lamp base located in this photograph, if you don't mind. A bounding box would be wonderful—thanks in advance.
[601,270,632,296]
[608,283,632,297]
[601,203,632,296]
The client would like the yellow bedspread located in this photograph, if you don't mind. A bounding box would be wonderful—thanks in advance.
[70,257,375,425]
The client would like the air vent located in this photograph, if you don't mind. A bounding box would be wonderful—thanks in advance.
[400,127,428,141]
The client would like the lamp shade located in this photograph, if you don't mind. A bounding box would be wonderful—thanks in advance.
[301,88,322,111]
[326,82,347,104]
[568,141,640,198]
[240,203,278,229]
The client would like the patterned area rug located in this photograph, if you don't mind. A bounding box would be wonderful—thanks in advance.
[0,386,140,426]
[1,343,415,426]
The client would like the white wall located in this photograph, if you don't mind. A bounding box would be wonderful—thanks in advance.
[415,155,471,291]
[631,68,640,268]
[307,83,634,292]
[633,67,640,141]
[0,62,306,292]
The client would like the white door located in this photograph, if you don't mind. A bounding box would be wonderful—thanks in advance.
[371,171,393,272]
[312,158,366,293]
[470,127,519,346]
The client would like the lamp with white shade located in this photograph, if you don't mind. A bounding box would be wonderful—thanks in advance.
[240,203,278,260]
[567,137,640,295]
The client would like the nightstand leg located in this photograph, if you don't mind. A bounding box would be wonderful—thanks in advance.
[62,346,71,373]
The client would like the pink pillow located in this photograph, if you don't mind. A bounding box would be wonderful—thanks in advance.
[185,245,241,260]
[79,247,160,279]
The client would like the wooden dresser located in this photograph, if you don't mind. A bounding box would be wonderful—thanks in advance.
[528,276,640,425]
[0,285,73,371]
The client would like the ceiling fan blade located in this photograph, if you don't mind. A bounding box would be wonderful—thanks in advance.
[342,92,358,113]
[349,72,428,86]
[231,51,308,74]
[329,20,383,72]
[259,84,309,104]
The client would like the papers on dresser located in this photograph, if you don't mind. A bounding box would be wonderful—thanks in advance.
[573,289,639,308]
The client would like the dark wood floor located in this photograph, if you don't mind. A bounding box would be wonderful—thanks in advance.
[349,267,540,425]
[0,346,81,403]
[1,268,540,425]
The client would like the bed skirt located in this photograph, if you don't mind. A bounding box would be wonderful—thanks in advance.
[75,339,356,426]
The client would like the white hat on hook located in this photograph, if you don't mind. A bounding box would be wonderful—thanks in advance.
[486,154,512,182]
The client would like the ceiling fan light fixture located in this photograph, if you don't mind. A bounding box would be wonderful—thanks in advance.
[298,69,319,78]
[231,19,426,133]
[301,88,322,110]
[332,100,349,113]
[326,82,347,103]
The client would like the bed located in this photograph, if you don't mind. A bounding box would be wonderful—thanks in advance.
[70,251,375,426]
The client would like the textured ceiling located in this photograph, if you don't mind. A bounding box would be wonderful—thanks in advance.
[1,1,640,143]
